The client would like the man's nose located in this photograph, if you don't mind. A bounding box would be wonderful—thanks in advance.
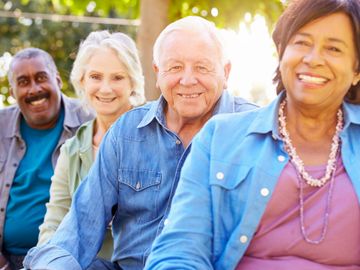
[179,68,198,86]
[28,81,42,94]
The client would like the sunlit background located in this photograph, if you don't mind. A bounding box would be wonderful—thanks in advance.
[224,14,278,106]
[0,1,280,108]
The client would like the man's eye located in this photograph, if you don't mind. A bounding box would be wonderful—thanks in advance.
[17,79,28,86]
[169,66,181,72]
[197,66,209,73]
[37,75,48,82]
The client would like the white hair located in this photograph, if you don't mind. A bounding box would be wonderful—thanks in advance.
[71,30,145,110]
[153,16,228,66]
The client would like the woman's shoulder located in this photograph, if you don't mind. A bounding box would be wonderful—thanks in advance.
[62,120,94,155]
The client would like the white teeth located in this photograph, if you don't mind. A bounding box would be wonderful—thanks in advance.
[180,93,201,98]
[97,97,115,103]
[298,74,328,84]
[30,98,46,106]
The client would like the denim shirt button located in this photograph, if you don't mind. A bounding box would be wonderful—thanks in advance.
[135,181,141,190]
[216,172,224,180]
[260,188,270,197]
[277,155,286,162]
[164,219,170,226]
[175,140,181,145]
[239,235,248,244]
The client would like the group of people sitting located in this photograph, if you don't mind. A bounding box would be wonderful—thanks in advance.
[1,0,360,269]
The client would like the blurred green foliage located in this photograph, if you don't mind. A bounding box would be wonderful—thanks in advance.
[0,0,285,107]
[0,0,139,106]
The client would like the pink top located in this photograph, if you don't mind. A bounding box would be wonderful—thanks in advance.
[236,156,360,270]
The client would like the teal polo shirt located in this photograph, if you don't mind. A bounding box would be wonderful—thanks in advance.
[3,107,64,255]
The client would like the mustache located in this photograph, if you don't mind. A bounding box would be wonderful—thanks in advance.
[25,92,50,103]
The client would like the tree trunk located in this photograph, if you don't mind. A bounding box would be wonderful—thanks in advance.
[137,0,170,101]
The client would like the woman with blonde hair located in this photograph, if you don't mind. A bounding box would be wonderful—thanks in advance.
[37,30,145,261]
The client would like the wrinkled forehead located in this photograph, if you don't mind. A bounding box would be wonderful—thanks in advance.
[12,55,56,76]
[158,29,222,63]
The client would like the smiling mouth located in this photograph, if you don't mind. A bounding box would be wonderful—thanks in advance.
[297,74,329,85]
[96,97,116,103]
[25,93,50,106]
[178,93,202,98]
[30,98,47,106]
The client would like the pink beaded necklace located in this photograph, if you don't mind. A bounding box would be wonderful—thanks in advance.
[278,99,343,244]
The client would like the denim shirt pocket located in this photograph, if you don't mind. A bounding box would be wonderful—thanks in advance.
[209,161,251,190]
[118,169,162,222]
[209,162,253,259]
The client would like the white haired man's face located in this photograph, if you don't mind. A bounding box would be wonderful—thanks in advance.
[154,29,231,124]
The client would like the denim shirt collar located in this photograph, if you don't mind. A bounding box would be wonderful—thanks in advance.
[247,90,360,140]
[137,97,166,129]
[342,101,360,129]
[137,90,237,129]
[246,91,284,140]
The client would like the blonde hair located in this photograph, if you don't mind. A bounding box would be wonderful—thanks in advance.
[71,30,145,110]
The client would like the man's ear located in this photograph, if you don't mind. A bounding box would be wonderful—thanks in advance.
[223,61,232,89]
[56,72,63,89]
[9,86,14,98]
[224,61,231,80]
[153,62,160,88]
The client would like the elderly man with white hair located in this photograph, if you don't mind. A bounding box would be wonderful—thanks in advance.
[23,16,257,270]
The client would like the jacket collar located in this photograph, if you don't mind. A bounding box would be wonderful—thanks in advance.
[77,119,95,154]
[61,94,90,129]
[247,90,360,139]
[6,94,85,138]
[137,90,237,129]
[342,101,360,128]
[246,91,284,139]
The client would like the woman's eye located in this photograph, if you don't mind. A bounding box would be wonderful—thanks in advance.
[294,40,311,47]
[114,75,124,81]
[327,46,341,53]
[90,74,101,80]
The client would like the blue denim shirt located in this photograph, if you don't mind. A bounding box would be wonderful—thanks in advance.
[23,91,257,270]
[145,92,360,270]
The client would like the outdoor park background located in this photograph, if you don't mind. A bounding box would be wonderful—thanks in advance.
[0,0,288,109]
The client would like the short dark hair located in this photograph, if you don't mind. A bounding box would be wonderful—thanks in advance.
[8,47,58,85]
[272,0,360,102]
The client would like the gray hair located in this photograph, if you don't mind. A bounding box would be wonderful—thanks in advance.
[8,47,58,86]
[153,16,228,66]
[71,30,145,109]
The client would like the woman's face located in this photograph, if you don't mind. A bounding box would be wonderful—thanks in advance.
[280,12,360,110]
[82,47,132,118]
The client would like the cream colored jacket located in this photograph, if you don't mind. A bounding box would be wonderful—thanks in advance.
[38,120,113,260]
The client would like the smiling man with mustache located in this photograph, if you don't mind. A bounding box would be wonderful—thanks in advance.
[0,48,93,270]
